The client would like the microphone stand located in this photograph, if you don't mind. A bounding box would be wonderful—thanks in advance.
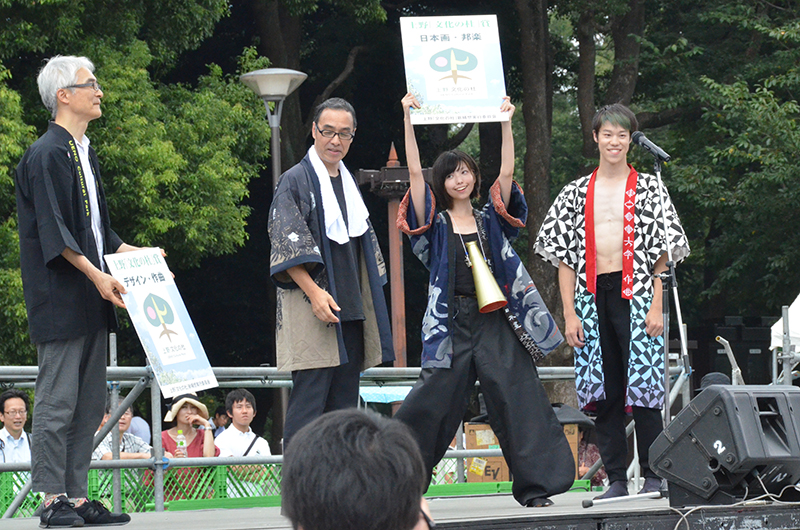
[651,157,690,431]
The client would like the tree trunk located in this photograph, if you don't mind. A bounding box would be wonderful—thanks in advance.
[514,0,571,374]
[605,0,645,106]
[576,9,597,172]
[515,0,554,301]
[249,0,307,169]
[478,122,501,202]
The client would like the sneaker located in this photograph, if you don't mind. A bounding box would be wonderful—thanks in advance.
[39,496,84,528]
[593,480,629,500]
[638,477,664,495]
[74,500,131,526]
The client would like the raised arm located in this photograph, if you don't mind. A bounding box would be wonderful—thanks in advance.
[496,97,516,206]
[402,93,427,228]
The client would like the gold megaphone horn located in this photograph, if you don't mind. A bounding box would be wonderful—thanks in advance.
[465,240,507,313]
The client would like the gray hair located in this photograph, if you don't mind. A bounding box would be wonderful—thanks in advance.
[313,97,357,129]
[38,55,95,118]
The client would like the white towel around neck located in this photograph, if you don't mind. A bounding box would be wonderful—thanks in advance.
[307,146,370,244]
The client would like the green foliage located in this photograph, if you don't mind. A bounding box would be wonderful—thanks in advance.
[671,77,800,314]
[0,219,35,365]
[0,0,229,68]
[136,0,229,68]
[0,65,36,364]
[282,0,385,21]
[88,41,271,269]
[550,92,585,193]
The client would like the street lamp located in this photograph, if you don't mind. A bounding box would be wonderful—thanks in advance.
[240,68,307,188]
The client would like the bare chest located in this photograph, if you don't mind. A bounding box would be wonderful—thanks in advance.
[592,181,627,230]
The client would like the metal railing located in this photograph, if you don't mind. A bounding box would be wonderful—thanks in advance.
[1,344,688,518]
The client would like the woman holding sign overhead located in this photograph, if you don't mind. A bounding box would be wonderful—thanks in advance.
[394,93,574,508]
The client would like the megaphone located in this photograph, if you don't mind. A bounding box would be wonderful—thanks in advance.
[465,240,507,313]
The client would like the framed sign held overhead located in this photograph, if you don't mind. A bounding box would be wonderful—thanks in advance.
[400,14,508,125]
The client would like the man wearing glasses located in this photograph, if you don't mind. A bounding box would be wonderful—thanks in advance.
[268,98,393,449]
[91,403,152,461]
[15,55,142,527]
[0,389,31,464]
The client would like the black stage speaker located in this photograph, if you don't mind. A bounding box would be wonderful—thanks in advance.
[650,385,800,507]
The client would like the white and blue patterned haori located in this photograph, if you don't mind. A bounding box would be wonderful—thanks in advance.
[398,179,563,368]
[535,170,689,410]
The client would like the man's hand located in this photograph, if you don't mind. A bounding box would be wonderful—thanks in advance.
[89,268,127,309]
[564,313,586,348]
[62,247,128,308]
[645,303,664,337]
[285,264,341,324]
[308,287,341,324]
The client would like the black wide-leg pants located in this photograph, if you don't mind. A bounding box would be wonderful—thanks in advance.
[395,296,575,505]
[593,271,662,484]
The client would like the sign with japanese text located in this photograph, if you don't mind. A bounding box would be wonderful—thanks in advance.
[105,249,218,398]
[400,15,508,124]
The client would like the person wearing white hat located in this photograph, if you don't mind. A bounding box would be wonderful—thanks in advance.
[161,393,219,458]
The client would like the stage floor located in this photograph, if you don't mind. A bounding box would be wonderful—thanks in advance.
[7,491,800,529]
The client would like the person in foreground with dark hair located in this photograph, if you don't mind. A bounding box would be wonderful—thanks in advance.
[282,409,434,530]
[535,103,689,499]
[268,97,393,449]
[394,93,574,508]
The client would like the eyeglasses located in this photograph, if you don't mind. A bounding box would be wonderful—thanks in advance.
[2,410,26,417]
[420,508,436,528]
[315,124,354,141]
[64,81,103,92]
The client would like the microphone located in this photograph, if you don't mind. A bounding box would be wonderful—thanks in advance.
[631,131,671,162]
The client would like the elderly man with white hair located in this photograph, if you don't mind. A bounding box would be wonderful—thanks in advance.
[15,55,148,527]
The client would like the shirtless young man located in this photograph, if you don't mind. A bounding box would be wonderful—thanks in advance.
[535,104,689,499]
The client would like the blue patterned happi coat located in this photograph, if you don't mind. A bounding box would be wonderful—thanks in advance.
[398,179,563,369]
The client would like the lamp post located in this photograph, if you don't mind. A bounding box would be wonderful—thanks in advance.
[240,68,307,188]
[240,68,306,452]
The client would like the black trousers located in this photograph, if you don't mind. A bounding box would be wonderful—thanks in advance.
[593,271,662,483]
[395,296,575,505]
[283,320,364,450]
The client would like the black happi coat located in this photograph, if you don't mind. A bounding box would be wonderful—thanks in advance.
[16,122,123,344]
